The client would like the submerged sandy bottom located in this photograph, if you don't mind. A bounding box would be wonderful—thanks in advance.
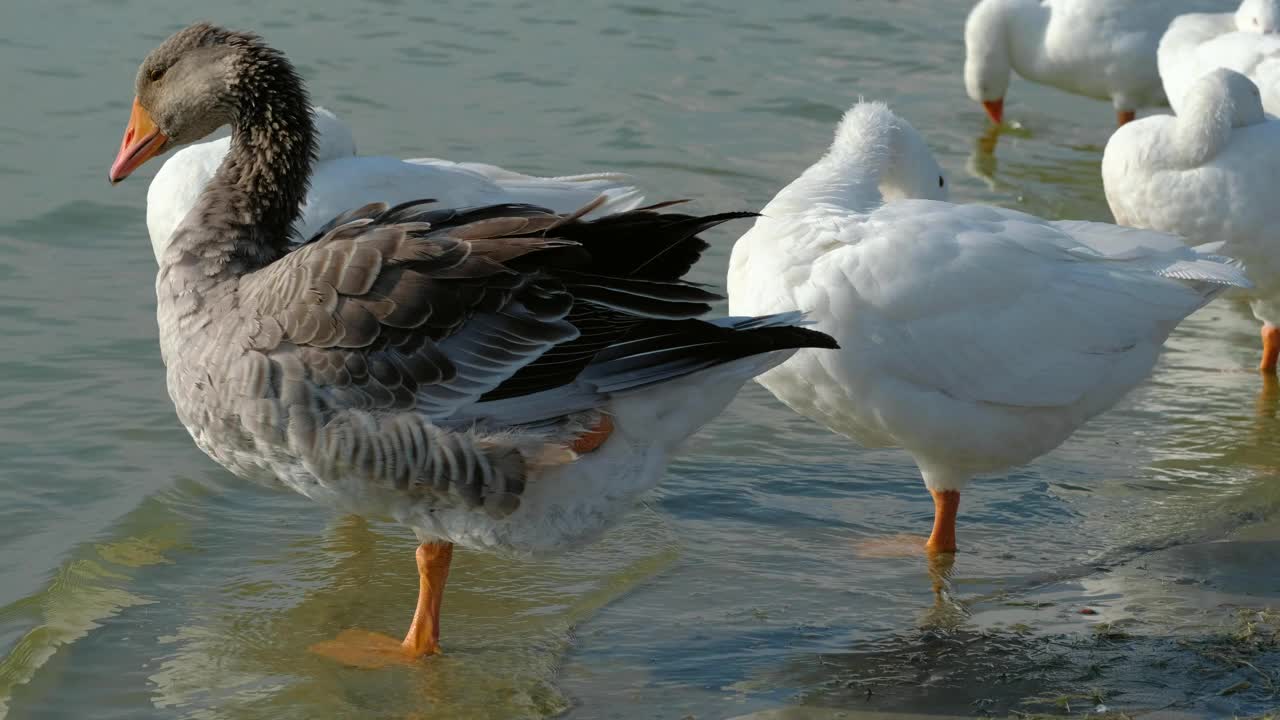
[1,0,1277,717]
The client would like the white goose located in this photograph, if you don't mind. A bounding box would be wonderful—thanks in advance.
[964,0,1229,127]
[1104,69,1280,372]
[1159,0,1280,116]
[145,107,645,263]
[727,101,1249,554]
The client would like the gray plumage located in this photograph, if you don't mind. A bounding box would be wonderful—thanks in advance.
[124,23,837,545]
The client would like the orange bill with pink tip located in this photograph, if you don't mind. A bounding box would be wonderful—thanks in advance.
[108,97,167,183]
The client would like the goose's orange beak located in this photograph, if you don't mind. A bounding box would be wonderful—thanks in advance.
[109,97,167,184]
[981,98,1004,125]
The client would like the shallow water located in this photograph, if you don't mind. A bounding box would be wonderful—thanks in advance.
[1,0,1276,718]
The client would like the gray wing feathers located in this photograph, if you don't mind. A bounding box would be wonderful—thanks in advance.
[293,406,532,519]
[1051,220,1251,295]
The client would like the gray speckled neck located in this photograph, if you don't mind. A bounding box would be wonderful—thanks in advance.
[165,38,317,280]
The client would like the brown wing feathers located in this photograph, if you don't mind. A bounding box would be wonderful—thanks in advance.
[244,198,748,423]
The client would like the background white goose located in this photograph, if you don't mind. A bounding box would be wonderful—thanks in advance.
[1103,69,1280,372]
[110,23,838,668]
[727,101,1249,555]
[1159,0,1280,116]
[964,0,1230,127]
[145,107,645,263]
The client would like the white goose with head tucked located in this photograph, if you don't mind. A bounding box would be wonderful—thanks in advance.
[964,0,1229,127]
[727,101,1250,555]
[145,106,645,263]
[1158,0,1280,116]
[1103,69,1280,372]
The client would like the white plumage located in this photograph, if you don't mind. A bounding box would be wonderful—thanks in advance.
[964,0,1232,126]
[1104,68,1280,369]
[727,101,1249,550]
[1158,0,1280,117]
[145,106,645,263]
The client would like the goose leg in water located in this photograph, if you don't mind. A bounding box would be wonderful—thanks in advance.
[854,489,961,558]
[310,543,453,668]
[1116,110,1136,126]
[309,416,614,667]
[924,489,959,554]
[1261,323,1280,373]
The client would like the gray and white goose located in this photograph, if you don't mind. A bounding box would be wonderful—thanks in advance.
[108,22,837,667]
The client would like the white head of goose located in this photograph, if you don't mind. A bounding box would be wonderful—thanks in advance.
[108,22,837,667]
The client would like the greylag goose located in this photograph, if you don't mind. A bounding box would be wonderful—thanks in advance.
[108,22,837,667]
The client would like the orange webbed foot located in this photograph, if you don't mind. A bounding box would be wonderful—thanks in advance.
[309,629,436,669]
[853,533,933,558]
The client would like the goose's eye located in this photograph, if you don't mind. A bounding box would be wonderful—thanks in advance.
[938,176,945,188]
[148,67,165,83]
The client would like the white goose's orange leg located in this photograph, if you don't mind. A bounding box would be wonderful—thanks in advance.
[924,489,960,554]
[1117,110,1136,126]
[310,542,453,668]
[1260,323,1280,374]
[854,487,961,558]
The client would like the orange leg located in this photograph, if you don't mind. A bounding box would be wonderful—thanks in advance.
[1261,323,1280,374]
[310,542,454,667]
[1116,110,1136,126]
[854,488,962,558]
[982,98,1004,125]
[924,489,960,554]
[570,414,614,454]
[402,542,453,656]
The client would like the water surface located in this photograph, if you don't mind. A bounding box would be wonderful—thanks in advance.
[1,1,1275,718]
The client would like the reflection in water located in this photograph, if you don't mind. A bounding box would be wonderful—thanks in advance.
[1255,373,1278,421]
[920,552,966,631]
[3,0,1279,717]
[0,493,189,716]
[141,499,679,719]
[964,126,1001,192]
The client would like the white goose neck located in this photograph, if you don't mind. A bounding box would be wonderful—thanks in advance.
[1236,0,1280,33]
[1172,70,1266,167]
[770,107,898,217]
[964,0,1044,102]
[767,103,945,220]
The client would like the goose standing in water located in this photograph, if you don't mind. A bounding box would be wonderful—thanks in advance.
[727,101,1249,556]
[146,106,645,263]
[963,0,1226,127]
[1158,0,1280,117]
[1103,69,1280,373]
[107,23,837,667]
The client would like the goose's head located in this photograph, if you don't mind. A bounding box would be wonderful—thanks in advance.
[831,102,949,203]
[963,0,1017,125]
[1186,69,1267,128]
[878,113,949,202]
[109,23,309,184]
[1236,0,1280,33]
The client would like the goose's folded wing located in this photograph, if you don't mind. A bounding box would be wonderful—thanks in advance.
[239,201,576,419]
[230,201,823,516]
[239,200,738,422]
[810,201,1246,408]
